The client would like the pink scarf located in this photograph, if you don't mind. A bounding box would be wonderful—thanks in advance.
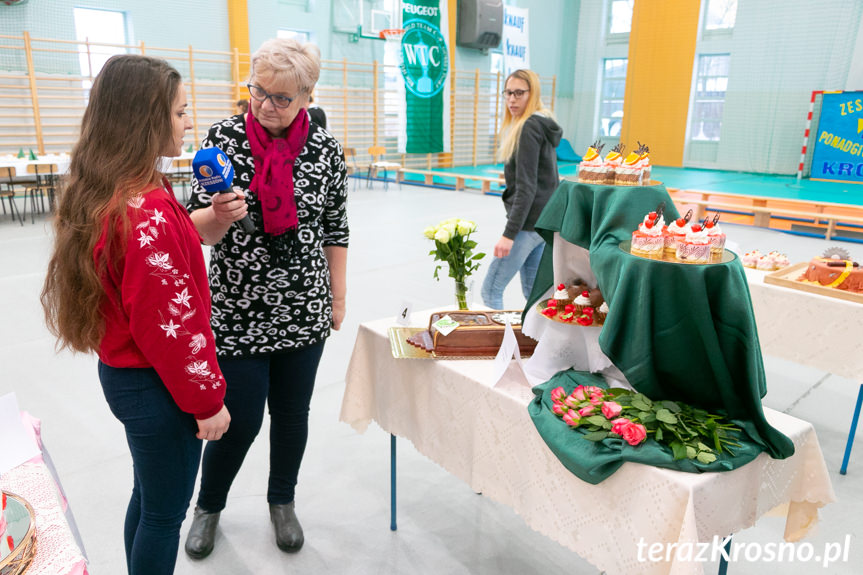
[246,109,309,236]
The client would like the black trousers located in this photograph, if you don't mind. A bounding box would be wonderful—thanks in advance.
[196,341,325,512]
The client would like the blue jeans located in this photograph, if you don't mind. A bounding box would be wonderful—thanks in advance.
[481,230,545,310]
[196,341,325,512]
[98,362,202,575]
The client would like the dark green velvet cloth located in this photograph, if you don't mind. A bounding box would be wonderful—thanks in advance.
[526,181,794,476]
[529,370,766,484]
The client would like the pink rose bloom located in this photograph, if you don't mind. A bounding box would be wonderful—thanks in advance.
[589,393,604,406]
[601,401,623,419]
[585,386,603,396]
[562,410,581,427]
[551,387,566,403]
[572,386,587,401]
[564,395,579,408]
[622,422,647,446]
[578,406,595,417]
[611,418,632,436]
[552,403,565,416]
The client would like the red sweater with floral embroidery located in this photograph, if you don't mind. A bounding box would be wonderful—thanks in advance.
[95,184,225,420]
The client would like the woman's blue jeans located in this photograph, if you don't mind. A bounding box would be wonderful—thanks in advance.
[481,230,545,310]
[196,341,325,513]
[98,362,202,575]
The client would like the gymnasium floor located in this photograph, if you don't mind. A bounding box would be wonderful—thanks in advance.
[1,180,861,574]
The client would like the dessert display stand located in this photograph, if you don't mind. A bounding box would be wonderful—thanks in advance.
[746,266,863,474]
[524,180,794,459]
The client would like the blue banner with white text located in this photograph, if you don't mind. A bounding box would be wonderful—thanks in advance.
[811,91,863,184]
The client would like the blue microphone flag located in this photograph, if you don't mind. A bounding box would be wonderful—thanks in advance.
[192,147,235,192]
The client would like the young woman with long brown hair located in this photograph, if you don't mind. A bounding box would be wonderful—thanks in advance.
[41,54,230,575]
[481,69,562,309]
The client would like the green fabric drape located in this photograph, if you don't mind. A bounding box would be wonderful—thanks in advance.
[529,370,766,484]
[525,181,794,479]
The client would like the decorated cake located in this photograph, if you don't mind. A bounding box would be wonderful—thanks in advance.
[704,214,726,254]
[552,283,572,310]
[602,143,625,184]
[615,142,651,186]
[664,209,693,254]
[676,223,711,263]
[577,141,606,184]
[631,211,666,255]
[742,249,790,271]
[540,286,606,326]
[742,249,762,268]
[798,248,863,293]
[407,311,538,356]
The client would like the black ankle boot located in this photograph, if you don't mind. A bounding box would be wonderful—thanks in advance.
[269,502,304,552]
[184,507,221,559]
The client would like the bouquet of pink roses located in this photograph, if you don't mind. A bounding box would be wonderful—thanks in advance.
[550,384,742,463]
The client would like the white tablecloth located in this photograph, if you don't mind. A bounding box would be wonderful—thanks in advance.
[746,267,863,381]
[339,311,836,575]
[0,155,71,177]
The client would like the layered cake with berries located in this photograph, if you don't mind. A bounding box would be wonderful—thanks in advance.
[704,214,726,254]
[664,210,693,254]
[631,211,665,255]
[406,311,538,356]
[798,249,863,293]
[676,224,712,263]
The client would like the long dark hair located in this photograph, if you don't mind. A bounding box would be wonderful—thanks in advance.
[41,55,182,353]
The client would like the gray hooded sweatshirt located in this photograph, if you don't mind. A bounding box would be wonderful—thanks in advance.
[501,113,563,240]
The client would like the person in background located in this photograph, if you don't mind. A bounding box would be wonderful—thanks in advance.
[183,37,348,559]
[481,69,562,310]
[307,94,327,129]
[236,98,249,115]
[40,54,230,575]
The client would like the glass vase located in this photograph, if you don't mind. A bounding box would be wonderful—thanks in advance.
[454,279,469,310]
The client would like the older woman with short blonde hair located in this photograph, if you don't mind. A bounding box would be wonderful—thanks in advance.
[184,37,349,559]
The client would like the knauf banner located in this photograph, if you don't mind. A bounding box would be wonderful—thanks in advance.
[398,0,450,154]
[810,91,863,184]
[503,6,529,77]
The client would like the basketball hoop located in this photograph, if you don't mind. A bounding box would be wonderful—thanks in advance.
[379,28,404,42]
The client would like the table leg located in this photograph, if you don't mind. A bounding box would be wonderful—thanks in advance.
[717,535,732,575]
[840,383,863,475]
[390,433,397,531]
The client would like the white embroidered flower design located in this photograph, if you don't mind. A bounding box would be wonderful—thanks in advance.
[185,360,212,377]
[151,209,167,226]
[160,319,180,338]
[147,252,173,271]
[189,333,207,354]
[128,196,145,208]
[137,230,155,248]
[172,287,192,309]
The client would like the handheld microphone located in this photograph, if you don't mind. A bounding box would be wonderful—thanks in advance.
[192,147,255,233]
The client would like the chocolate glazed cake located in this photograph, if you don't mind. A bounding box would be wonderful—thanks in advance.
[407,311,538,356]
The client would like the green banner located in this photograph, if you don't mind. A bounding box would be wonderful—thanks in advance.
[400,0,449,154]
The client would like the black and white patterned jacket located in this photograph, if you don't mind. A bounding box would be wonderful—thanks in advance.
[187,114,349,357]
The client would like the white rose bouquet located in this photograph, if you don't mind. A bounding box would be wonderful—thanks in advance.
[423,218,486,309]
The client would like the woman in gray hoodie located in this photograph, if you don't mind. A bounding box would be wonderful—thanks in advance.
[481,69,562,309]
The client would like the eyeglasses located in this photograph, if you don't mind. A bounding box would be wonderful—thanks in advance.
[247,84,295,109]
[502,89,529,99]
